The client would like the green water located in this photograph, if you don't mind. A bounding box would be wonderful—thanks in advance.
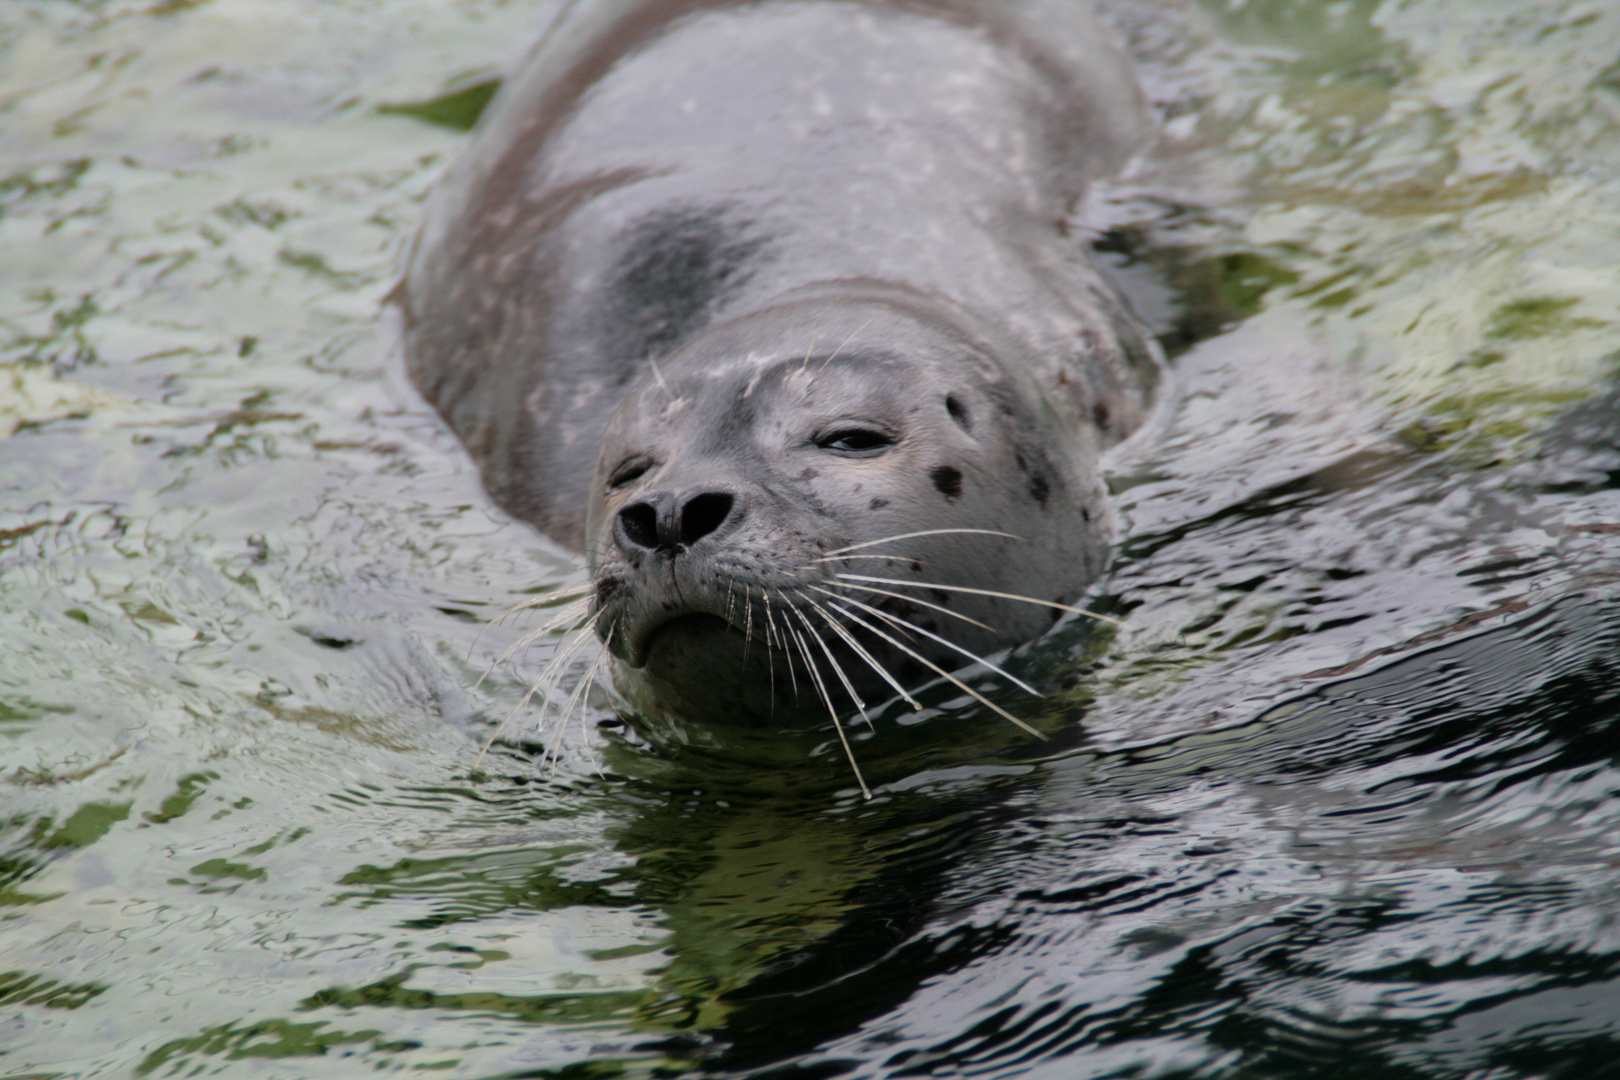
[2,1,1619,1077]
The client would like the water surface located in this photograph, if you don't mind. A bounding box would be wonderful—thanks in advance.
[2,0,1618,1077]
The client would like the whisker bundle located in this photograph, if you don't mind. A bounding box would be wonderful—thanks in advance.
[835,573,1124,627]
[827,590,1041,698]
[819,528,1026,558]
[820,599,1045,739]
[475,598,592,690]
[810,581,994,633]
[475,611,601,770]
[785,616,870,799]
[796,589,923,712]
[468,588,590,662]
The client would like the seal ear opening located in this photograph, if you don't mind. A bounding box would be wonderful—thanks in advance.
[945,394,972,433]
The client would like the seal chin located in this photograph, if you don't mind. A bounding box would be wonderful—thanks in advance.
[619,613,821,729]
[638,612,734,668]
[605,590,746,668]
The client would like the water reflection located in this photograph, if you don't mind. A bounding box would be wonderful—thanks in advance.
[731,590,1620,1077]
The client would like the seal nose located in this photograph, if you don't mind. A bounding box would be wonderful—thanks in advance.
[617,491,736,554]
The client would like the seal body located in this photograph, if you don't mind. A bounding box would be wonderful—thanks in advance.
[401,0,1162,729]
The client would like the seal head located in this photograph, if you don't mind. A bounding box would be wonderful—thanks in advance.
[400,0,1163,734]
[588,292,1113,728]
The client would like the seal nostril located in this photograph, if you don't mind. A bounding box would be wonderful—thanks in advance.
[680,492,733,545]
[618,502,660,550]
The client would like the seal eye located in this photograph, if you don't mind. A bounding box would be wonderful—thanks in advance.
[609,458,652,489]
[816,427,895,454]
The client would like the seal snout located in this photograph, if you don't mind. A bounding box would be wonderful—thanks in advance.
[615,488,738,557]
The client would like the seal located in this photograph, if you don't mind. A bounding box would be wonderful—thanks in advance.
[399,0,1164,746]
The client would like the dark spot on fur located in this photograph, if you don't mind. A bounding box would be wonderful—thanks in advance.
[800,467,818,480]
[604,207,766,361]
[931,590,951,605]
[931,465,963,499]
[594,576,623,607]
[869,497,889,510]
[1080,505,1091,523]
[911,561,923,573]
[1093,400,1111,430]
[1029,473,1049,507]
[945,394,971,432]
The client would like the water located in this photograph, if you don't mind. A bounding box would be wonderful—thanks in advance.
[2,0,1618,1077]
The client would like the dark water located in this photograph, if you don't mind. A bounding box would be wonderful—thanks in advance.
[2,0,1619,1077]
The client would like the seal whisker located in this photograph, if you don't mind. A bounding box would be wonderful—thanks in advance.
[475,611,601,770]
[646,354,674,401]
[475,599,592,690]
[525,623,600,730]
[810,581,995,633]
[479,614,589,686]
[469,593,589,667]
[764,595,784,654]
[822,600,1045,739]
[834,573,1125,627]
[575,626,613,778]
[527,619,606,762]
[743,584,754,662]
[814,315,876,376]
[759,588,778,708]
[546,626,610,777]
[818,529,1026,558]
[804,553,931,564]
[763,593,798,704]
[486,585,592,626]
[791,602,874,728]
[796,590,922,712]
[785,617,871,799]
[783,619,828,711]
[829,591,1042,698]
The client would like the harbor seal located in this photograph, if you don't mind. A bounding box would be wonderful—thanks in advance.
[399,0,1163,743]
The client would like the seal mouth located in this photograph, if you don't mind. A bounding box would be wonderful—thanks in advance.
[638,611,799,691]
[641,612,733,660]
[615,608,845,732]
[635,609,800,665]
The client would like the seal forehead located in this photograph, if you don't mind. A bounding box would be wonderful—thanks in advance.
[686,348,916,424]
[604,345,944,487]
